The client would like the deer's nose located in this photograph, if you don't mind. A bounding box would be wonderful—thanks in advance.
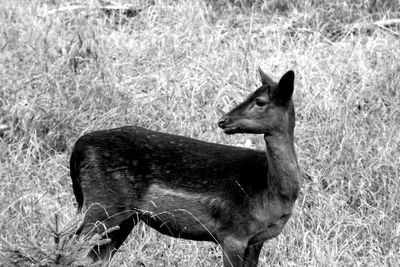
[218,117,228,128]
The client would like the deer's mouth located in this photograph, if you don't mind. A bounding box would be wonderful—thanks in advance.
[218,116,241,134]
[221,126,240,134]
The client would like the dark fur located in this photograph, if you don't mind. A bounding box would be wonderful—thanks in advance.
[70,69,300,266]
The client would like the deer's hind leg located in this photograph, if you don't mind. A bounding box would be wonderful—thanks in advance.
[88,216,137,261]
[76,205,138,262]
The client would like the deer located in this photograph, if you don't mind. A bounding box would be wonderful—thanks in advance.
[69,68,301,266]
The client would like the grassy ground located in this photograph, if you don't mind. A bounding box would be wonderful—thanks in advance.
[0,0,399,266]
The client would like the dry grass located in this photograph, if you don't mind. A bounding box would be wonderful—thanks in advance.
[0,0,399,266]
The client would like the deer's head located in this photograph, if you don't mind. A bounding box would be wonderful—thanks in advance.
[218,69,295,136]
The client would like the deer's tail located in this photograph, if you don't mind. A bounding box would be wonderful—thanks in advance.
[70,148,84,213]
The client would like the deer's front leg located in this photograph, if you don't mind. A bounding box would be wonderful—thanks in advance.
[243,242,264,267]
[221,236,247,267]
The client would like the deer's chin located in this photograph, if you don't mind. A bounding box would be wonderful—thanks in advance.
[222,126,241,135]
[223,126,267,135]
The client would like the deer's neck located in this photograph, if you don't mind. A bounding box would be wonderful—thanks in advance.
[264,133,300,201]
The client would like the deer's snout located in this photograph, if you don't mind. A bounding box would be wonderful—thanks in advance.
[217,117,228,128]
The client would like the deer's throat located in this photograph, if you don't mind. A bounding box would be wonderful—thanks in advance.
[264,134,300,201]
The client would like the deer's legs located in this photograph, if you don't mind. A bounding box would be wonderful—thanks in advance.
[221,237,264,267]
[76,205,137,262]
[243,242,264,267]
[88,216,137,261]
[221,237,246,267]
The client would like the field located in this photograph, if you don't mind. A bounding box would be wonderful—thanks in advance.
[1,0,399,266]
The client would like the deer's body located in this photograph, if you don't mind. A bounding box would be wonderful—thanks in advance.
[71,69,300,266]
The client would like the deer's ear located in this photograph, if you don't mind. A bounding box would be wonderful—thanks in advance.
[272,70,295,104]
[258,67,275,86]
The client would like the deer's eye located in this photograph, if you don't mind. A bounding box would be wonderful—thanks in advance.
[255,98,267,107]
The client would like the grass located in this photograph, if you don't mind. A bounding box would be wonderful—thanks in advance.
[0,0,399,266]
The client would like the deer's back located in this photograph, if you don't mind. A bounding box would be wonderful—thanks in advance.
[73,125,267,192]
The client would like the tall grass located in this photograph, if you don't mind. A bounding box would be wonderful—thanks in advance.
[0,0,399,266]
